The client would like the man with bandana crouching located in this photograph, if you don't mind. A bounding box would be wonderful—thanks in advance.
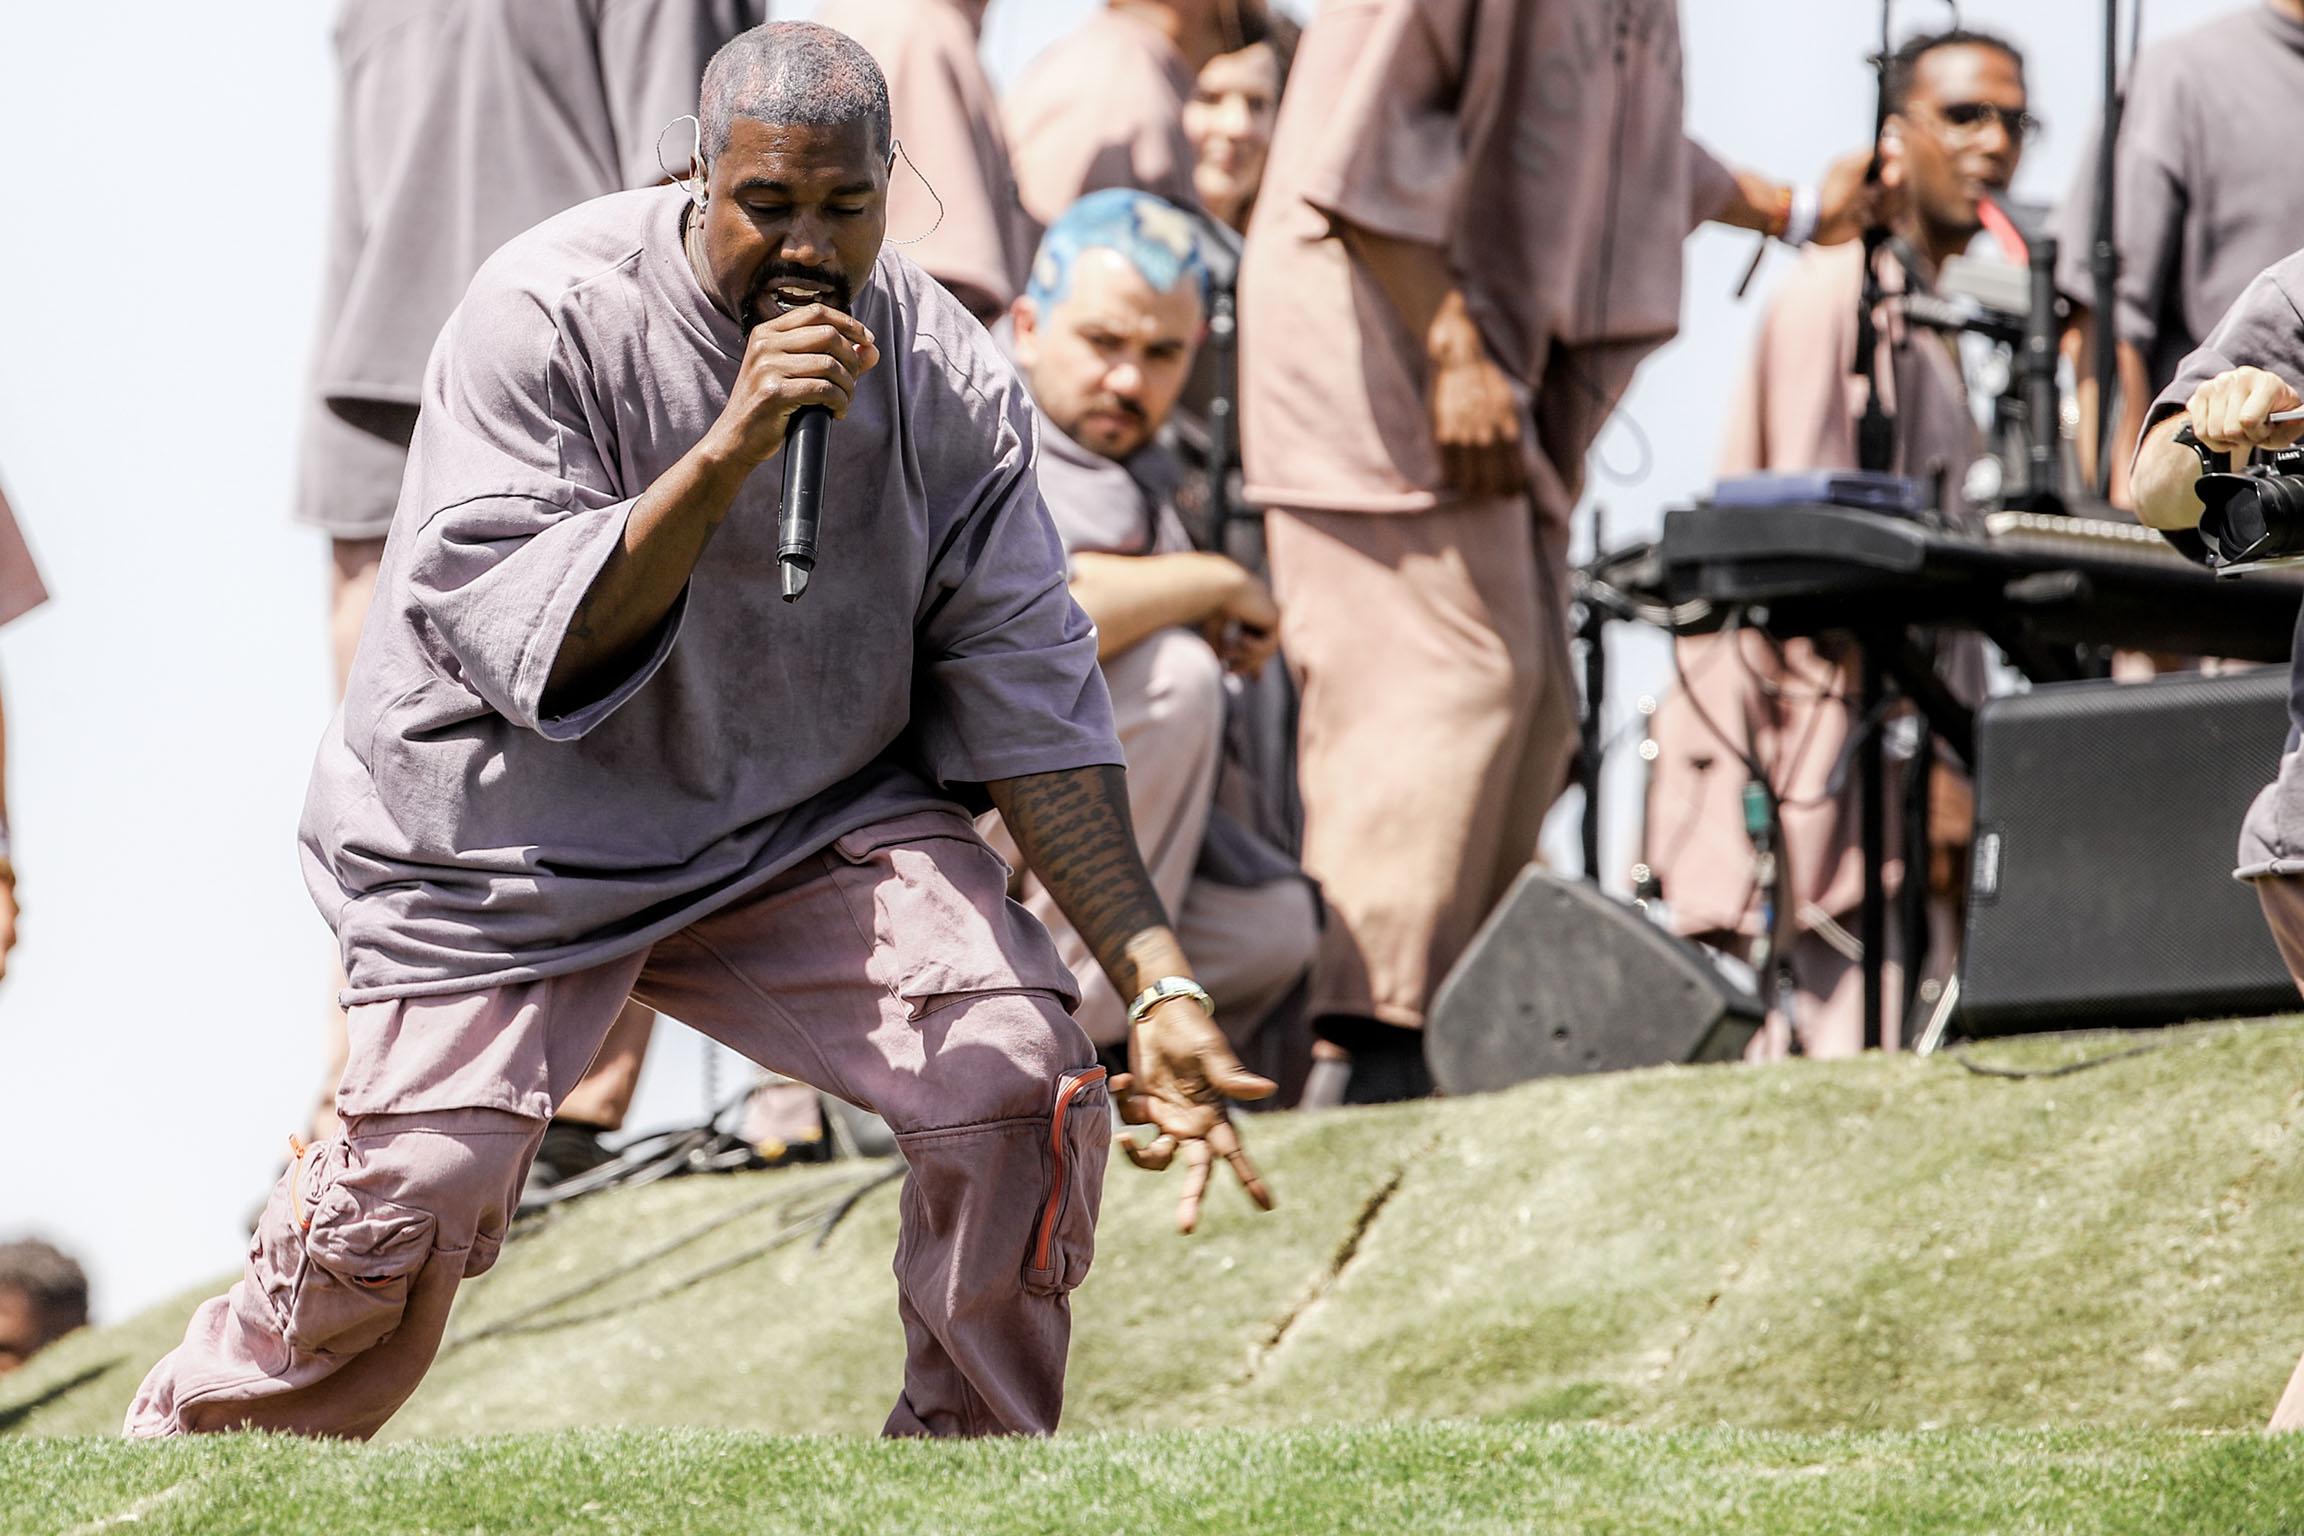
[127,22,1273,1442]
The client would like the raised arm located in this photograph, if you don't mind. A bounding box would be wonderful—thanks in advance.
[986,762,1274,1232]
[2133,367,2304,531]
[542,303,880,713]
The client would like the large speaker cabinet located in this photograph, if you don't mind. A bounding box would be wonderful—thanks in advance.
[1426,866,1762,1094]
[1957,669,2299,1035]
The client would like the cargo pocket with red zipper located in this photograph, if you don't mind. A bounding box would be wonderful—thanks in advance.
[1022,1066,1110,1296]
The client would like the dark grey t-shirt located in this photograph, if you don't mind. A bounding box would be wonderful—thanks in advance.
[2148,250,2304,770]
[2056,4,2304,396]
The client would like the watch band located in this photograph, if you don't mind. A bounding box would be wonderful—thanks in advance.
[1126,976,1215,1025]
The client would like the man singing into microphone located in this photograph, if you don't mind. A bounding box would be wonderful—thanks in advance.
[128,20,1271,1442]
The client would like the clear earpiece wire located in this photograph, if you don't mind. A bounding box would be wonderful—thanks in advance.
[655,115,707,208]
[882,140,947,247]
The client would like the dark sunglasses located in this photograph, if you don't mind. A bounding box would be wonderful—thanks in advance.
[1924,100,2042,143]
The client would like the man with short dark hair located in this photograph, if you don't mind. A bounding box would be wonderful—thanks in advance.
[130,22,1270,1442]
[2129,250,2304,1434]
[1645,29,2028,1058]
[993,190,1319,1107]
[0,1238,88,1375]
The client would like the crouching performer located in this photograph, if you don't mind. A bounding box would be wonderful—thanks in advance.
[127,21,1271,1443]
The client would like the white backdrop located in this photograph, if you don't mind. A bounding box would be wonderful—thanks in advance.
[0,0,2236,1323]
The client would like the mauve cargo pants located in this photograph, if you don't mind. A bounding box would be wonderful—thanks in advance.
[126,810,1109,1440]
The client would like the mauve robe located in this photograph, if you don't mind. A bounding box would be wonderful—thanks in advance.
[1002,7,1201,227]
[2053,3,2304,396]
[816,0,1035,322]
[1644,242,1983,1028]
[299,0,753,538]
[1240,0,1735,518]
[304,186,1120,1002]
[2144,250,2304,881]
[0,484,49,631]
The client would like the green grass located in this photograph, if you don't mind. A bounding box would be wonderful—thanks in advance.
[5,1424,2304,1535]
[7,1022,2304,1530]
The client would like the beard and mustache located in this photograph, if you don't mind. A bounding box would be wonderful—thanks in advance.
[738,258,855,332]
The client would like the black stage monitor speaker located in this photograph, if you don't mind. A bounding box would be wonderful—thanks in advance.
[1427,867,1762,1095]
[1957,668,2299,1035]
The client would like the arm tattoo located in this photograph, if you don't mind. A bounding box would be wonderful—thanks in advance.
[989,764,1172,993]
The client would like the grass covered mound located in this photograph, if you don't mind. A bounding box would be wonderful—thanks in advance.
[7,1022,2304,1443]
[10,1424,2304,1536]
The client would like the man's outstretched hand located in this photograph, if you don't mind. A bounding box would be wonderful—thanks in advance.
[1112,995,1276,1234]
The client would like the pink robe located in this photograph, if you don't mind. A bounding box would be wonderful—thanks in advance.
[1240,0,1729,1032]
[304,187,1119,1004]
[816,0,1035,322]
[1240,0,1733,517]
[1643,241,1984,1056]
[1002,7,1201,226]
[0,483,49,631]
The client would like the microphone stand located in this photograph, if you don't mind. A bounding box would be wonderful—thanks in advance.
[1854,0,1897,478]
[2089,0,2123,491]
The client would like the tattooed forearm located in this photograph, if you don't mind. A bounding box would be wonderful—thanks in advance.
[988,764,1178,996]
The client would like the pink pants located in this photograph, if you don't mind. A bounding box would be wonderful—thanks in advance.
[127,810,1108,1440]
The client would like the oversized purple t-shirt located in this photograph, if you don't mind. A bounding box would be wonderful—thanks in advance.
[305,187,1122,1002]
[2054,4,2304,395]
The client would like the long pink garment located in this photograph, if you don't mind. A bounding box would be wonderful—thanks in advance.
[304,188,1117,1005]
[0,483,50,631]
[816,0,1035,322]
[127,811,1104,1441]
[1268,495,1578,1030]
[1002,8,1200,226]
[1239,0,1730,517]
[1641,242,1982,1057]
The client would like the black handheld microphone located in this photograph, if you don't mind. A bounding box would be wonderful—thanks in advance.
[777,405,830,602]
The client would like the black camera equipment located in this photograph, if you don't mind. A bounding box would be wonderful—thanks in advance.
[2175,422,2304,570]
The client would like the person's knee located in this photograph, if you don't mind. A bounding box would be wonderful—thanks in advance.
[250,1110,535,1361]
[1137,628,1228,745]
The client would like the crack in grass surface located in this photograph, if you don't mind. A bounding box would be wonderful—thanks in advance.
[1240,1137,1437,1384]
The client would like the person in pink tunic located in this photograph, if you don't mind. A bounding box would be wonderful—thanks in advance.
[1241,0,1883,1100]
[1644,29,2028,1059]
[299,0,758,1166]
[990,190,1319,1107]
[1004,0,1267,226]
[0,481,49,988]
[814,0,1035,325]
[128,24,1271,1442]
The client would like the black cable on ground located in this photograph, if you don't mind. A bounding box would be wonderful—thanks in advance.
[445,1164,903,1353]
[1946,1033,2172,1079]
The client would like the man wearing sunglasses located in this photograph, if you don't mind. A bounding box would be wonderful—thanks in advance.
[2057,2,2304,504]
[1645,27,2029,1059]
